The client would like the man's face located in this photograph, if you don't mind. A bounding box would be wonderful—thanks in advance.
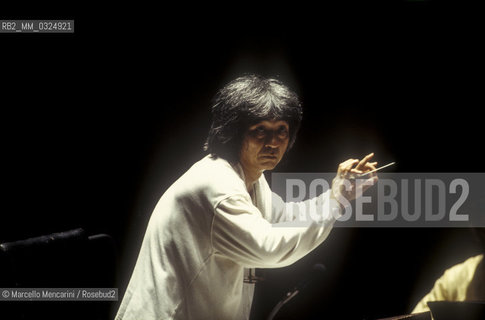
[239,120,290,173]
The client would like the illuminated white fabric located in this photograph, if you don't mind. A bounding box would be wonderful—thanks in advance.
[412,254,484,313]
[116,155,341,320]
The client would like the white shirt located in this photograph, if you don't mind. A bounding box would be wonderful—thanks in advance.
[412,254,485,313]
[116,155,341,320]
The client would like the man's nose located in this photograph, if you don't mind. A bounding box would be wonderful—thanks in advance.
[264,132,281,148]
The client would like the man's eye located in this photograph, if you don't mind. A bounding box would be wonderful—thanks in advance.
[277,127,289,138]
[255,127,266,137]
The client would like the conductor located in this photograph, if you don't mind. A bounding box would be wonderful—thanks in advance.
[116,74,378,320]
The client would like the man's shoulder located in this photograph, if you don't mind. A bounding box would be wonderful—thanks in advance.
[174,155,248,201]
[441,254,484,285]
[449,254,483,272]
[189,155,242,182]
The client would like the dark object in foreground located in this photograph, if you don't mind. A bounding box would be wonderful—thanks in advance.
[0,228,116,320]
[428,301,485,320]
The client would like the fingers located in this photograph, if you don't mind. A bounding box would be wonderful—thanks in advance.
[338,159,359,175]
[355,153,374,170]
[338,153,379,177]
[350,168,363,174]
[364,161,378,172]
[334,154,379,202]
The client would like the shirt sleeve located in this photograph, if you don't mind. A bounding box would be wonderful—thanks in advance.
[411,254,482,313]
[211,190,341,268]
[412,274,452,313]
[270,191,342,224]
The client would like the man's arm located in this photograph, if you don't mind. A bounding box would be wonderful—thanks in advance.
[211,191,340,269]
[270,153,378,224]
[211,153,378,268]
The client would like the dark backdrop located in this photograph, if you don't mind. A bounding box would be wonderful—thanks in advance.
[1,1,483,319]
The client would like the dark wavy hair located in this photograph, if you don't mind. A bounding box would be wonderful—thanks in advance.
[203,74,303,163]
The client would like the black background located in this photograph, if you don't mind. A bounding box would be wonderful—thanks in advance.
[1,1,484,319]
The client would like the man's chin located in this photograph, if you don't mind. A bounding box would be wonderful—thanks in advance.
[258,159,279,170]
